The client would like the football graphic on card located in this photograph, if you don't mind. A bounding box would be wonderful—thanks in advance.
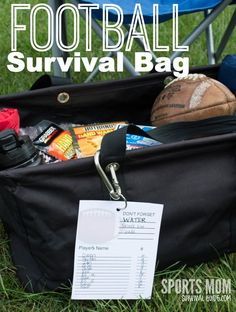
[151,74,236,126]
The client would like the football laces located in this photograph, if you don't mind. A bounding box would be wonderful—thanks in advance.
[165,74,207,88]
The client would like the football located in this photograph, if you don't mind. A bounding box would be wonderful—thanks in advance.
[151,74,236,126]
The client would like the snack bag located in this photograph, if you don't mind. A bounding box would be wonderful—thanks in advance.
[73,122,127,158]
[126,134,161,150]
[48,130,75,160]
[34,123,75,161]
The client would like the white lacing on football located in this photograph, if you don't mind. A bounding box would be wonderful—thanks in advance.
[165,74,207,88]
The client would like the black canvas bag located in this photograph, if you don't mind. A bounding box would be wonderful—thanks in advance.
[0,65,235,293]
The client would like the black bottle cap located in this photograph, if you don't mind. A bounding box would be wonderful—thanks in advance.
[0,129,41,170]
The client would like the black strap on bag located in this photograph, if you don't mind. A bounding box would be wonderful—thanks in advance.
[100,116,236,165]
[100,124,159,165]
[30,75,73,90]
[148,115,236,143]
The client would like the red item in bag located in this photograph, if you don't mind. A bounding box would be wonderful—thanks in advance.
[0,108,20,133]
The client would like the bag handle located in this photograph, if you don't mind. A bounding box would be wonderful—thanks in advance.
[95,125,161,209]
[99,116,236,166]
[99,124,161,166]
[30,75,73,90]
[96,116,236,208]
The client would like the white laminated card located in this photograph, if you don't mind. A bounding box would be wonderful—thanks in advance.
[72,200,163,300]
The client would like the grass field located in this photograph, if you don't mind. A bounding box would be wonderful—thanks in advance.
[0,1,236,311]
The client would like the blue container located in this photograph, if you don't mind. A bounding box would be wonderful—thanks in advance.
[218,55,236,93]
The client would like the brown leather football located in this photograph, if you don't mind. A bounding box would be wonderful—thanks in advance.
[151,74,236,126]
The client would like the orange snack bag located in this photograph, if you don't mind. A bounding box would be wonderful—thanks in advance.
[48,130,75,161]
[73,122,127,158]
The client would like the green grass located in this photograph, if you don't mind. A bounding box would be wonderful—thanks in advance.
[0,0,236,311]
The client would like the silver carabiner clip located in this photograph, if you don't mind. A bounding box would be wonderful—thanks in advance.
[94,151,127,211]
[106,163,121,195]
